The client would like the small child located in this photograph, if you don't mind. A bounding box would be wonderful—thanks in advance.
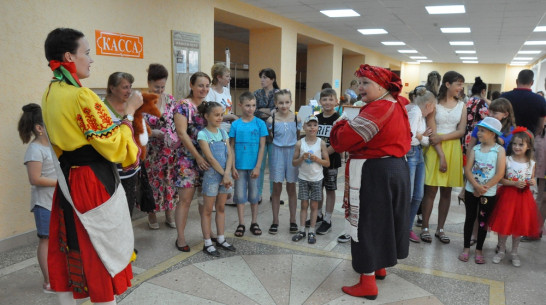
[18,103,57,293]
[197,101,235,257]
[229,92,269,237]
[406,86,435,243]
[314,88,342,236]
[292,116,330,244]
[459,117,506,264]
[489,127,541,267]
[267,89,302,234]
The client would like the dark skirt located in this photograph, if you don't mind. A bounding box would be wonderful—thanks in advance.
[351,157,410,273]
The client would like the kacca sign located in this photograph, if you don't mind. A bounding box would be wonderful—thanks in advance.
[95,30,143,58]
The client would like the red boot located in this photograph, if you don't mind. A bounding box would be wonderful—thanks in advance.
[375,268,386,280]
[341,274,378,300]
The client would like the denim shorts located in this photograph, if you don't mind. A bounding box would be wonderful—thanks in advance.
[234,169,259,204]
[270,145,298,183]
[32,205,51,239]
[202,170,231,197]
[322,168,338,191]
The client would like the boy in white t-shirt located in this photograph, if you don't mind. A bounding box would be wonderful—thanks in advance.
[292,115,330,244]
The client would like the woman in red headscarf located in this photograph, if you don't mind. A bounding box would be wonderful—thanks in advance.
[331,64,411,300]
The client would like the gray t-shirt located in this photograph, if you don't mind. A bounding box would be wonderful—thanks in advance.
[24,142,56,211]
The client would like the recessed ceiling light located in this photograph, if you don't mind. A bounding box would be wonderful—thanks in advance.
[398,50,418,53]
[441,27,471,33]
[455,50,476,54]
[513,57,533,61]
[518,50,541,54]
[418,60,433,63]
[358,29,388,35]
[534,26,546,32]
[406,62,421,65]
[511,62,528,66]
[460,57,478,60]
[449,41,474,46]
[462,61,478,63]
[320,9,360,17]
[381,41,406,45]
[524,41,546,45]
[410,56,427,59]
[426,5,465,14]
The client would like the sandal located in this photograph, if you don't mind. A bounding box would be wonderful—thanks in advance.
[249,223,262,236]
[234,224,245,237]
[458,252,469,262]
[203,244,220,257]
[290,222,298,234]
[269,223,279,235]
[308,232,316,244]
[475,255,485,264]
[420,228,432,243]
[435,229,451,244]
[292,231,306,242]
[216,240,236,252]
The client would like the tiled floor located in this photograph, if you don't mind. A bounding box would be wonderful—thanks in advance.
[2,169,546,305]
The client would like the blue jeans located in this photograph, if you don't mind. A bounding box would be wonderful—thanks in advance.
[407,145,425,229]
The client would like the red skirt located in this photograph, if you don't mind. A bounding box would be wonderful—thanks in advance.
[489,186,542,236]
[48,166,132,302]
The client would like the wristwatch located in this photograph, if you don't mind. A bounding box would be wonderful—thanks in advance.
[123,114,134,122]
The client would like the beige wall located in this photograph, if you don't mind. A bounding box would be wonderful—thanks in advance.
[306,45,335,102]
[400,62,531,99]
[0,0,214,240]
[341,54,366,96]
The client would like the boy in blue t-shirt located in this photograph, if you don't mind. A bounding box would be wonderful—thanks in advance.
[229,92,269,237]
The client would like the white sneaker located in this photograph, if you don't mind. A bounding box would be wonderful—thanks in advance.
[511,254,521,267]
[492,252,505,264]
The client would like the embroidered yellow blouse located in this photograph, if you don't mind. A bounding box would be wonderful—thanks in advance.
[42,81,140,170]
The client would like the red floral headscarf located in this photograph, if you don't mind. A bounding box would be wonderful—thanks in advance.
[355,64,402,98]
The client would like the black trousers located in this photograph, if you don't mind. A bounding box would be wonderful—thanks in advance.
[464,190,496,250]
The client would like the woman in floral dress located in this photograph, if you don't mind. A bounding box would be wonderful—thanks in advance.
[145,63,179,229]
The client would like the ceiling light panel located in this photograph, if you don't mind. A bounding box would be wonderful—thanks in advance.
[460,57,477,60]
[410,56,427,59]
[358,28,388,35]
[511,62,528,65]
[534,26,546,32]
[455,50,476,54]
[524,41,546,45]
[398,50,418,53]
[513,57,533,60]
[462,61,478,63]
[418,60,433,62]
[449,41,474,46]
[441,27,471,33]
[381,41,405,45]
[518,50,541,54]
[320,9,360,17]
[426,5,465,14]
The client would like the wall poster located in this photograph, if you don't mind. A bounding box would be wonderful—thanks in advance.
[171,31,200,100]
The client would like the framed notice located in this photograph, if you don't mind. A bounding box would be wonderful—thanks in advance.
[342,105,362,120]
[172,31,200,100]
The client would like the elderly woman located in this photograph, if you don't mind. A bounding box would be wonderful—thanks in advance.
[42,28,142,305]
[144,63,178,229]
[103,72,141,217]
[331,64,411,300]
[253,68,281,204]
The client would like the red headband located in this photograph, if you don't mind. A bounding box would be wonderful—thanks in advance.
[512,126,533,138]
[355,64,402,98]
[49,60,82,87]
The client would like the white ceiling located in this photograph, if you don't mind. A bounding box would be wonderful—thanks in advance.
[237,0,546,64]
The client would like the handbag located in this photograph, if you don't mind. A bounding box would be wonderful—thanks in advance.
[47,142,134,277]
[138,162,157,213]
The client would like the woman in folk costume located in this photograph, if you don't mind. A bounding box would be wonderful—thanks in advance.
[42,28,142,305]
[331,64,411,300]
